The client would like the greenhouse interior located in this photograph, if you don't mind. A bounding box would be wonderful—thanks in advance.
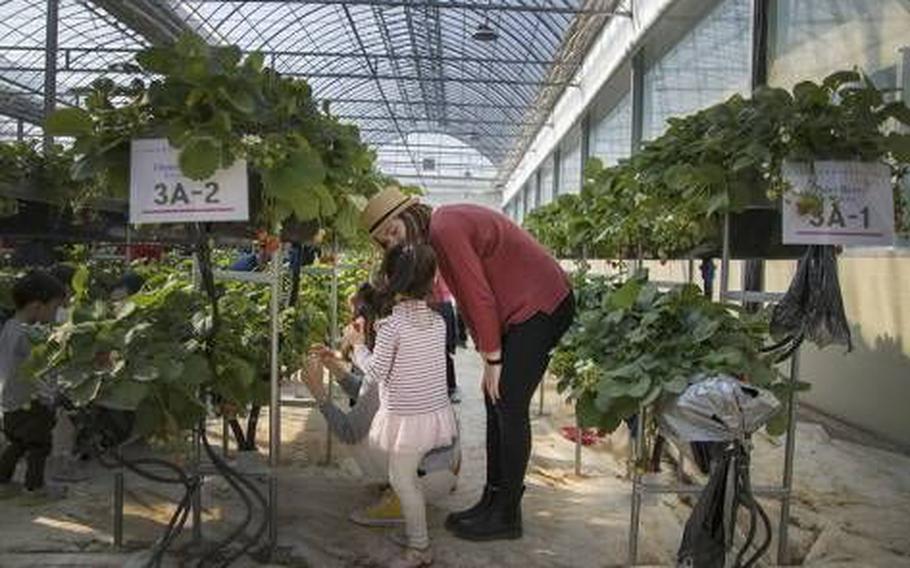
[0,0,908,567]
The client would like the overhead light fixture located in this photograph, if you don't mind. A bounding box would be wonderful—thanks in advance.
[472,21,498,42]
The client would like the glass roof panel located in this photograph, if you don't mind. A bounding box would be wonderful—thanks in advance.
[0,0,621,195]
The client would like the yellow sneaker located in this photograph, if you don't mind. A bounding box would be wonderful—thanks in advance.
[349,489,405,527]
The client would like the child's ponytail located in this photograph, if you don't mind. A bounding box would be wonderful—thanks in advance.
[375,243,437,309]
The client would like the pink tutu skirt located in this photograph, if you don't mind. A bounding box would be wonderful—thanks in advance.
[369,407,457,454]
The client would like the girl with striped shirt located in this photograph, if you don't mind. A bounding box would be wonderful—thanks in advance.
[347,243,456,568]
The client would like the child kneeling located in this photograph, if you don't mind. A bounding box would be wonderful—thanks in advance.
[349,244,456,568]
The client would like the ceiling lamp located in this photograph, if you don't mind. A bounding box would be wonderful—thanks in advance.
[472,21,498,42]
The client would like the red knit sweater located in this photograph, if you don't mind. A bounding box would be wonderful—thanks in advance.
[429,204,570,353]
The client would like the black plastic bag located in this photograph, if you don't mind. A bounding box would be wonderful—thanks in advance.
[677,455,731,567]
[770,245,852,352]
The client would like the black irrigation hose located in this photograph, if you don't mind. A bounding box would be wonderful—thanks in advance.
[78,416,261,568]
[84,433,199,568]
[760,333,805,364]
[196,433,256,567]
[732,446,773,568]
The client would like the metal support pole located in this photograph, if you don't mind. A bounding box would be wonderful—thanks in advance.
[778,348,800,565]
[537,379,545,416]
[222,418,230,458]
[125,225,132,265]
[16,119,24,142]
[42,0,58,153]
[325,243,339,464]
[720,212,731,301]
[574,413,582,476]
[627,406,646,566]
[112,448,124,549]
[630,49,645,157]
[192,425,202,543]
[268,238,281,551]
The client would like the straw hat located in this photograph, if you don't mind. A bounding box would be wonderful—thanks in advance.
[360,187,418,238]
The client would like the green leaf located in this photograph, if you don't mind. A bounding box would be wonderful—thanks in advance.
[886,133,910,162]
[262,139,326,219]
[133,397,165,438]
[179,137,222,180]
[244,51,265,72]
[224,88,255,115]
[315,185,337,217]
[334,198,362,239]
[822,69,861,91]
[880,102,910,126]
[608,279,642,310]
[136,46,175,74]
[45,108,93,136]
[765,407,789,437]
[181,354,213,386]
[98,379,149,410]
[72,265,90,301]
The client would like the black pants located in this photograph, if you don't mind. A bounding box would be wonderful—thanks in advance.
[0,403,56,490]
[439,301,458,392]
[486,293,575,489]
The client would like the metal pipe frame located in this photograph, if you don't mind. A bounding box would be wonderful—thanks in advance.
[330,97,530,110]
[268,240,282,550]
[0,65,569,87]
[336,113,536,126]
[187,0,633,17]
[340,3,425,186]
[42,0,59,152]
[0,44,557,66]
[778,348,800,565]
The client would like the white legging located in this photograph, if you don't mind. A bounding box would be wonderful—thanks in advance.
[388,449,430,550]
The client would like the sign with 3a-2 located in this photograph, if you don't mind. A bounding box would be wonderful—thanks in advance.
[129,138,249,224]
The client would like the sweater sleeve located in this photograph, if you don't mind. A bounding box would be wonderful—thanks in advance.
[336,371,363,401]
[431,222,502,352]
[318,379,379,445]
[356,319,398,386]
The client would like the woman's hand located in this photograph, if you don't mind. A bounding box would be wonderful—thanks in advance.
[343,318,366,347]
[482,360,502,404]
[302,355,328,403]
[309,344,337,364]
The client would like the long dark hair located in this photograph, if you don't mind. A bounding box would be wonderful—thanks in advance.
[397,203,433,245]
[375,243,437,310]
[351,282,382,350]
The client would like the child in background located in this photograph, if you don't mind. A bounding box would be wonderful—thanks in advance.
[347,244,456,568]
[0,271,68,501]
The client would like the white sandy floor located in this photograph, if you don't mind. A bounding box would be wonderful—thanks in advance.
[1,349,909,567]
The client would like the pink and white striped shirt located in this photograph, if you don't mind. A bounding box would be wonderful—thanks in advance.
[354,300,450,416]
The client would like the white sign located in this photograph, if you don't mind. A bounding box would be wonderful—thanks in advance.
[782,160,894,246]
[129,138,249,224]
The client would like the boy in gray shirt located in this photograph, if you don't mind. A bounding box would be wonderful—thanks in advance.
[0,270,67,499]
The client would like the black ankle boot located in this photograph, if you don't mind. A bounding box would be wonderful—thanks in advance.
[450,485,524,542]
[445,484,497,530]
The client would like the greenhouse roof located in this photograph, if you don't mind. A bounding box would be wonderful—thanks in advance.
[0,0,626,182]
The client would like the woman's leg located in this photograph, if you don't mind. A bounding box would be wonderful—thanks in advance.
[352,439,390,483]
[451,294,575,540]
[388,450,429,550]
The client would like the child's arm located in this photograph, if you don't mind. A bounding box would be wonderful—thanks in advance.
[353,320,397,386]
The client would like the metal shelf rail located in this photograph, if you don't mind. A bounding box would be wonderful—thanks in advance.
[626,214,802,566]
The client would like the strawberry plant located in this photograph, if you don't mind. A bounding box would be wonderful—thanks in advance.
[526,69,910,259]
[45,33,381,241]
[552,272,786,433]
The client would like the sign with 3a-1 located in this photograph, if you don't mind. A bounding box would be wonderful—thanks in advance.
[782,161,894,247]
[130,138,249,224]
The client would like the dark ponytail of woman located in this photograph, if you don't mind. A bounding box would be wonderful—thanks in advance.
[398,203,433,244]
